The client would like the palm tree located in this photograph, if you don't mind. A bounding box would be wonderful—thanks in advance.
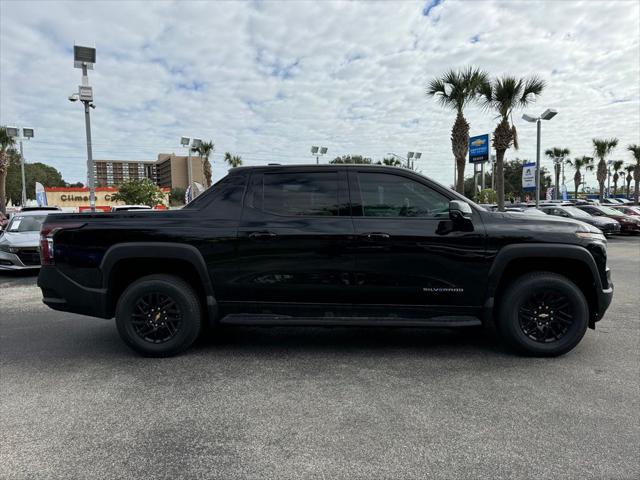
[479,75,545,210]
[426,66,488,194]
[223,152,243,168]
[624,165,635,199]
[592,138,618,201]
[0,126,17,215]
[565,156,593,200]
[192,140,214,187]
[628,144,640,204]
[611,160,624,196]
[544,147,570,199]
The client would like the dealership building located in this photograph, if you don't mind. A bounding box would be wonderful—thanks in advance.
[43,186,170,211]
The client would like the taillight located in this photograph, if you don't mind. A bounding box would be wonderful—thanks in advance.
[39,222,85,265]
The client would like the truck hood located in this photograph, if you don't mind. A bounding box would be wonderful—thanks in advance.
[500,212,601,234]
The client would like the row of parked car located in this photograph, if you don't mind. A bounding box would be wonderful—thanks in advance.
[481,199,640,236]
[0,205,152,271]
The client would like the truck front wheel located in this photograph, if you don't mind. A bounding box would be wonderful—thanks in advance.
[115,274,202,357]
[498,272,589,357]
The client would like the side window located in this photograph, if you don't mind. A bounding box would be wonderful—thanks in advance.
[356,172,449,218]
[262,172,341,216]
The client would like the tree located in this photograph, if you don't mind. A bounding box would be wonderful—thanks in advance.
[427,66,488,194]
[479,75,545,210]
[223,152,243,168]
[544,147,570,199]
[611,160,624,196]
[192,140,214,187]
[376,157,403,167]
[592,138,618,201]
[329,155,372,164]
[169,187,186,206]
[110,178,165,207]
[0,126,17,214]
[624,165,635,199]
[565,156,594,199]
[6,161,66,205]
[628,144,640,204]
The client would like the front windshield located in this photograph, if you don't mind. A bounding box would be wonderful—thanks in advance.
[564,206,591,218]
[598,206,623,216]
[7,215,46,233]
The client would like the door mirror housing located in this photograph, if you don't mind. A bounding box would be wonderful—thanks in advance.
[449,200,472,221]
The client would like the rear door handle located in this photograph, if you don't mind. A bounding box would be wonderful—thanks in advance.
[248,231,277,239]
[362,232,390,240]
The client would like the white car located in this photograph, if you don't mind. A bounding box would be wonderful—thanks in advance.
[0,210,51,270]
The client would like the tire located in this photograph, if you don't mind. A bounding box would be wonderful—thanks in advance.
[498,272,589,357]
[115,274,202,357]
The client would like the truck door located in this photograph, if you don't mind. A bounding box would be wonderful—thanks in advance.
[348,169,487,315]
[230,168,356,315]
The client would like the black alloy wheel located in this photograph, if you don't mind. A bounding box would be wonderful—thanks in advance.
[116,274,202,357]
[498,272,589,357]
[131,292,183,344]
[518,289,574,343]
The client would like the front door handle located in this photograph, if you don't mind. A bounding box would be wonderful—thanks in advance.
[362,232,390,240]
[248,231,277,239]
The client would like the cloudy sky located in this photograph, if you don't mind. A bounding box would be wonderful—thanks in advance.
[1,0,639,187]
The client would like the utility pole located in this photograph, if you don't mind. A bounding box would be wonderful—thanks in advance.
[70,46,97,212]
[5,127,33,206]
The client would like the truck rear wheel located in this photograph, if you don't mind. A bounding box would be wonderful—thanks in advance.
[115,274,202,357]
[498,272,589,357]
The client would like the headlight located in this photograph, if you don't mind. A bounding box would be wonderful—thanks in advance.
[576,231,606,241]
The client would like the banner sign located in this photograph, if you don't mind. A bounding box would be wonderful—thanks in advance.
[522,162,536,191]
[35,182,48,206]
[469,134,489,163]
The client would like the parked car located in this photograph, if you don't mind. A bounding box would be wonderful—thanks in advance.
[576,205,640,234]
[540,205,621,236]
[38,165,613,357]
[0,210,53,270]
[611,205,640,216]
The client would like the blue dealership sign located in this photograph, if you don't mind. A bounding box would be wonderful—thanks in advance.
[469,134,489,163]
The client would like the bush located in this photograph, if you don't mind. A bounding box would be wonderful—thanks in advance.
[475,188,497,204]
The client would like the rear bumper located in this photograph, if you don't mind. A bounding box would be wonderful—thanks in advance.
[37,266,111,319]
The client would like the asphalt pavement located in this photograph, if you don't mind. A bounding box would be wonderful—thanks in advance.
[1,236,639,479]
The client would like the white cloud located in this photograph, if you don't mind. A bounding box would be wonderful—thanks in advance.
[1,0,638,187]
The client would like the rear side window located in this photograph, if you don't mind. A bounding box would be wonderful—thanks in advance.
[355,172,449,218]
[262,172,340,216]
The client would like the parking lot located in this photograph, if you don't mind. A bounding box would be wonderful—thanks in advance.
[0,236,638,479]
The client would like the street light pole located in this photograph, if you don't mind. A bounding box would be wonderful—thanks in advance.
[18,139,26,206]
[71,46,97,212]
[523,109,557,208]
[535,118,541,207]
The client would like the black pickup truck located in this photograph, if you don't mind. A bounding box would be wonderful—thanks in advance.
[38,165,613,357]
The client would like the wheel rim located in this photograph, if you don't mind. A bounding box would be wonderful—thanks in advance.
[518,289,574,343]
[130,292,182,344]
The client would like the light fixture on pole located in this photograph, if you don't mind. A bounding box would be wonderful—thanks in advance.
[70,45,97,212]
[311,146,328,164]
[522,108,557,207]
[6,127,34,206]
[388,151,421,170]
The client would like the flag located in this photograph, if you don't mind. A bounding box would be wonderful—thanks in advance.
[35,182,48,206]
[546,187,554,200]
[184,184,193,204]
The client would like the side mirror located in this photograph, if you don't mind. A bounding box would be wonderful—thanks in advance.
[449,200,472,221]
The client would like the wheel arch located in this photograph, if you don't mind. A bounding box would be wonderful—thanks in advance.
[100,242,217,322]
[484,244,603,328]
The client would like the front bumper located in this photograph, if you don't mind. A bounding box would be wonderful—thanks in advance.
[37,266,111,318]
[0,250,40,270]
[594,267,614,325]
